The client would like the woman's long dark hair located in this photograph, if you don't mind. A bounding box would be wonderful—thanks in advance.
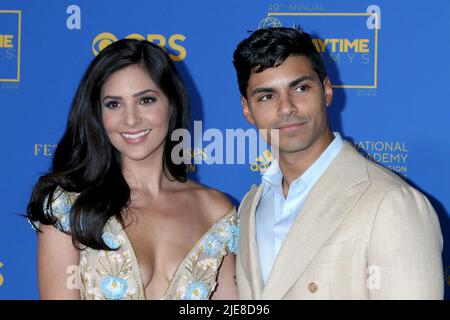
[27,39,190,250]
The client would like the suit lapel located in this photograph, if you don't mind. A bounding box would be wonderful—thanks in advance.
[261,143,370,299]
[238,184,264,299]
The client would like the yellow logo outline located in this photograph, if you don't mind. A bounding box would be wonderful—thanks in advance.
[0,10,21,82]
[267,12,379,89]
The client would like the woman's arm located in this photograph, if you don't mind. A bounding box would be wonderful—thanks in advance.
[211,253,238,300]
[37,224,80,299]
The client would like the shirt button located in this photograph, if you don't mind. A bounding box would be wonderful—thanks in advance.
[308,282,318,293]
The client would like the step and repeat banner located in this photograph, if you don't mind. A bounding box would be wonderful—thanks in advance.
[0,0,449,299]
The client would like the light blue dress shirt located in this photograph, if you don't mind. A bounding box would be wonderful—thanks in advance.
[256,132,344,284]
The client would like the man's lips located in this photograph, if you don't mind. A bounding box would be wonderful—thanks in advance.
[276,121,307,130]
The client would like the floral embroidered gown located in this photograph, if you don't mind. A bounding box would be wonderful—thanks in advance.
[36,187,239,300]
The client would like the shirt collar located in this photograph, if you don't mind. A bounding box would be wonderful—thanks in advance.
[262,158,283,187]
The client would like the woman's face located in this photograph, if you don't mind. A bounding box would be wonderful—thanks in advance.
[100,64,171,163]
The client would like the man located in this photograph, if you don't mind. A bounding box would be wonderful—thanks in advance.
[232,27,443,299]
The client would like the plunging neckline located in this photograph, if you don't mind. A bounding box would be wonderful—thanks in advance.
[113,207,236,300]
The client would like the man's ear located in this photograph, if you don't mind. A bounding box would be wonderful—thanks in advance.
[323,77,333,107]
[241,96,255,124]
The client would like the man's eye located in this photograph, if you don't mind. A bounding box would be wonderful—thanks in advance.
[105,101,120,109]
[294,85,309,93]
[140,96,156,104]
[259,94,273,102]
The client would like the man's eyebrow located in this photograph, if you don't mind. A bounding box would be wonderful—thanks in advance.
[250,75,316,97]
[250,87,274,97]
[288,75,314,88]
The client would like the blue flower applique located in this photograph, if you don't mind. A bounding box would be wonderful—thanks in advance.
[100,276,128,300]
[202,232,223,256]
[184,282,209,300]
[102,232,120,250]
[202,215,239,256]
[49,191,72,232]
[214,219,233,243]
[227,224,239,254]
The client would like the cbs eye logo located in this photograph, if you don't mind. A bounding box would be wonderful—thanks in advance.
[92,32,187,61]
[92,32,117,56]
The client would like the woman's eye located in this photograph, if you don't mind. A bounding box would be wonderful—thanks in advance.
[105,101,120,109]
[140,96,156,104]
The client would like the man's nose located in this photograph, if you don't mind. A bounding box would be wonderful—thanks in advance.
[278,94,298,117]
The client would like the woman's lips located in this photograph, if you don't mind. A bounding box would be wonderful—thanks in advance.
[120,129,151,143]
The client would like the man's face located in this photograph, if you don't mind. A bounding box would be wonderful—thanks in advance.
[241,55,333,156]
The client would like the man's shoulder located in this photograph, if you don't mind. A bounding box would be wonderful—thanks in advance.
[351,148,432,210]
[365,158,407,187]
[340,142,408,189]
[331,143,429,209]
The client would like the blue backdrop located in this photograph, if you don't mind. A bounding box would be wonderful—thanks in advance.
[0,0,449,299]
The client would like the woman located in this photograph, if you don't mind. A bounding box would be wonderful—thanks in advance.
[27,39,238,300]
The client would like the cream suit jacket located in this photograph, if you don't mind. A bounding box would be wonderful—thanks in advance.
[236,142,444,299]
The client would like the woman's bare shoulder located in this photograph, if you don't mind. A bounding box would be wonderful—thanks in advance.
[181,180,235,224]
